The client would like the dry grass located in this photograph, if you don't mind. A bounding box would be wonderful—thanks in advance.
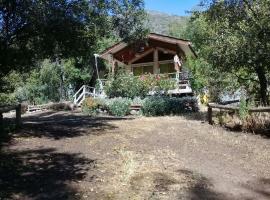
[4,111,270,200]
[215,111,270,135]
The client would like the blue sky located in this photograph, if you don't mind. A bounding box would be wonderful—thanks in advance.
[144,0,201,16]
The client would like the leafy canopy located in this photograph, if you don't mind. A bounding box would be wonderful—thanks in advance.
[0,0,148,78]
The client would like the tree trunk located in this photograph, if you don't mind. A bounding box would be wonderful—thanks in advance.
[255,66,269,106]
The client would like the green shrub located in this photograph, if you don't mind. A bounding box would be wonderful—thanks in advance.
[131,97,145,106]
[81,97,99,115]
[0,93,16,105]
[105,73,149,99]
[107,97,131,117]
[104,73,177,99]
[142,96,198,116]
[239,97,249,120]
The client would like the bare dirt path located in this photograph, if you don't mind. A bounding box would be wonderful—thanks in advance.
[1,111,270,200]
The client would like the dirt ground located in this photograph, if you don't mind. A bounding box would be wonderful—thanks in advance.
[1,111,270,200]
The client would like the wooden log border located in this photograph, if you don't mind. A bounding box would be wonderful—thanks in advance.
[207,103,270,125]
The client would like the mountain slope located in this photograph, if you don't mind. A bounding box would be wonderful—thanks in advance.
[147,10,189,36]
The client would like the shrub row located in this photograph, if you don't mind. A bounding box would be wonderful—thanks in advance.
[141,96,198,116]
[82,96,198,117]
[104,72,176,99]
[82,97,131,117]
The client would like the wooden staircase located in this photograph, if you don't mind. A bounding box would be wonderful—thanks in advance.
[73,85,105,106]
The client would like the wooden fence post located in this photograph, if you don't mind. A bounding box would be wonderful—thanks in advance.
[15,104,21,128]
[208,106,213,125]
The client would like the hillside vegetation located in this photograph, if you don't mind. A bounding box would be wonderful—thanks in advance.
[147,10,188,38]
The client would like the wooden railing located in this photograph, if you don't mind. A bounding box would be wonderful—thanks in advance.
[73,85,104,105]
[207,103,270,125]
[133,72,190,80]
[0,104,22,129]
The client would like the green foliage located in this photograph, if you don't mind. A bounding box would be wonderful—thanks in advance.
[104,73,150,99]
[111,0,149,43]
[147,11,188,36]
[0,93,16,105]
[142,96,198,116]
[0,71,24,104]
[81,97,131,117]
[191,0,270,105]
[9,59,92,104]
[0,0,148,104]
[81,97,100,116]
[105,72,176,99]
[239,98,249,120]
[132,97,145,106]
[106,97,131,117]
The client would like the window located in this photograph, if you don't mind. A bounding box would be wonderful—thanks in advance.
[159,63,175,74]
[133,65,153,76]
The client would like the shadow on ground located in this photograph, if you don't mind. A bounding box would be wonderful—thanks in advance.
[180,111,208,122]
[17,111,133,139]
[176,169,226,200]
[0,148,94,200]
[0,111,132,199]
[176,169,270,200]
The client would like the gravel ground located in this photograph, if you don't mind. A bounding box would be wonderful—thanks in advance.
[0,110,270,200]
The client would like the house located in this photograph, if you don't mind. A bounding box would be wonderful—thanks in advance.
[73,33,197,105]
[99,33,196,95]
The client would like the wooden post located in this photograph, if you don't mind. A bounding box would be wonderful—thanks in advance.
[15,104,21,128]
[208,106,213,125]
[127,62,132,73]
[153,48,159,74]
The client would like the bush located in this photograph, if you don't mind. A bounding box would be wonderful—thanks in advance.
[81,97,99,115]
[49,101,75,111]
[104,73,176,99]
[0,93,16,105]
[142,96,198,116]
[239,97,249,120]
[107,97,131,117]
[131,97,145,106]
[105,73,149,99]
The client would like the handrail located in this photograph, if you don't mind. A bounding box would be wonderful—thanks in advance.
[0,105,18,113]
[73,85,85,98]
[74,91,85,105]
[73,85,101,105]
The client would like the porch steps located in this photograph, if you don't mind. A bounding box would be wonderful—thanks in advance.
[130,105,141,111]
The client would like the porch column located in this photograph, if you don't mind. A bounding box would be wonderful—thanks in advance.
[153,48,159,74]
[127,62,132,74]
[174,54,182,72]
[110,54,115,75]
[112,59,115,75]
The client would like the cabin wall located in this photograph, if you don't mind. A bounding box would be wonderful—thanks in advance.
[111,46,184,76]
[128,48,183,76]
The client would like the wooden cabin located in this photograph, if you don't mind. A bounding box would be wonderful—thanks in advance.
[99,33,197,95]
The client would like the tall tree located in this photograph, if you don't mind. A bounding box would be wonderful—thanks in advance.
[195,0,270,105]
[0,0,147,87]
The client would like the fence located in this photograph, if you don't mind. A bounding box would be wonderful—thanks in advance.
[0,104,22,129]
[207,103,270,125]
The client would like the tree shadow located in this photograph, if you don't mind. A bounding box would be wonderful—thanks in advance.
[176,169,270,200]
[17,111,134,139]
[0,118,17,149]
[179,111,208,122]
[240,178,270,199]
[0,148,94,200]
[177,169,227,200]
